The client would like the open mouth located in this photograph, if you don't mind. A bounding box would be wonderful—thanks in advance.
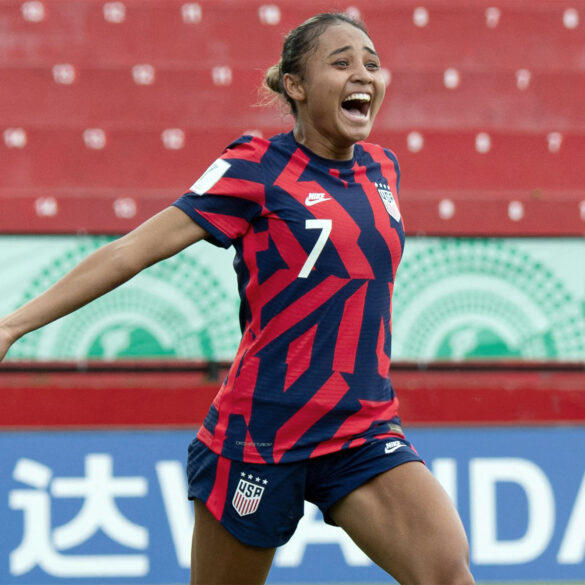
[341,92,371,119]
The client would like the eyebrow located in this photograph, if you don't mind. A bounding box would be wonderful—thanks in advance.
[328,45,379,58]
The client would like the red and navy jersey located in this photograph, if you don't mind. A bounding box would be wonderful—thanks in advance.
[173,131,405,464]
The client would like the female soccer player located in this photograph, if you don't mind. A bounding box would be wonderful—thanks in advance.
[0,12,474,585]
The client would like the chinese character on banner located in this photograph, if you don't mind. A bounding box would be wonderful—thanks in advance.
[9,455,149,578]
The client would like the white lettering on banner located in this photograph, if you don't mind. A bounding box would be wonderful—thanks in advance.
[9,456,149,578]
[470,458,555,564]
[275,503,371,567]
[8,452,585,579]
[557,470,585,564]
[156,461,193,568]
[430,458,458,507]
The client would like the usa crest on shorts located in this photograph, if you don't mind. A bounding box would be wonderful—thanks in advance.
[376,182,401,222]
[232,473,268,516]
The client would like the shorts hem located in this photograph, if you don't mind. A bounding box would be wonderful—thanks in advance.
[318,452,424,525]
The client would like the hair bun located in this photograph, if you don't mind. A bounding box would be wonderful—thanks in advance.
[264,61,283,94]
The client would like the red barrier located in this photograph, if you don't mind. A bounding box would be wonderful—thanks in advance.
[1,362,584,429]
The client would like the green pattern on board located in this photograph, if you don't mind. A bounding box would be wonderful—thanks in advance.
[8,237,241,361]
[391,238,585,361]
[3,236,584,362]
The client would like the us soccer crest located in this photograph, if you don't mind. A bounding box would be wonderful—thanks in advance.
[232,473,267,517]
[376,182,401,222]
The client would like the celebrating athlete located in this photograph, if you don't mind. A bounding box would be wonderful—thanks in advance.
[0,12,475,585]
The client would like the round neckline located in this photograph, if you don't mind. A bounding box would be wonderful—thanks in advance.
[288,131,357,169]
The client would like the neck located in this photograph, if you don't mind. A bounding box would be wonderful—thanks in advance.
[293,124,355,161]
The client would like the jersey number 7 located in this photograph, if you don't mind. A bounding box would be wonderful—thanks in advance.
[298,219,332,278]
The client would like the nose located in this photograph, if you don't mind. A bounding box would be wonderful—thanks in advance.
[350,62,375,84]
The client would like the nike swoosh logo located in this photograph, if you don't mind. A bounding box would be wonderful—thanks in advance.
[385,444,405,454]
[305,195,332,206]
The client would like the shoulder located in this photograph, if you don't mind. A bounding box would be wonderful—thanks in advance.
[221,133,278,164]
[356,140,400,167]
[187,135,274,196]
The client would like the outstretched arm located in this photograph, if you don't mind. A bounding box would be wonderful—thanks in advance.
[0,206,208,360]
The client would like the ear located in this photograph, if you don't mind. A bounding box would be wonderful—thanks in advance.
[282,73,306,103]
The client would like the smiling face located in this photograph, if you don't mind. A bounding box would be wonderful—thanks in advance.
[283,21,386,160]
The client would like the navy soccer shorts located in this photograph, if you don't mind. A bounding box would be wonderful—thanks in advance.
[186,435,424,548]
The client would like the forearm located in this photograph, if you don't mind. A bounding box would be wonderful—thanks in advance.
[0,238,143,344]
[0,206,207,354]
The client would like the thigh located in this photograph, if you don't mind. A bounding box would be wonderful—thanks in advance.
[191,499,276,585]
[328,461,474,585]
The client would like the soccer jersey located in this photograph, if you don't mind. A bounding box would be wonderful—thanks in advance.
[173,131,405,464]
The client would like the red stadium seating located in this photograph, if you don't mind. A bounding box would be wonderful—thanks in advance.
[382,71,585,133]
[2,1,584,71]
[2,66,584,132]
[0,66,276,128]
[3,127,583,192]
[1,0,584,235]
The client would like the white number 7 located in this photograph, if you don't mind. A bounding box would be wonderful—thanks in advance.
[298,219,332,278]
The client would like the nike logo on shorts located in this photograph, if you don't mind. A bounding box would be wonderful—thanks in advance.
[385,440,406,454]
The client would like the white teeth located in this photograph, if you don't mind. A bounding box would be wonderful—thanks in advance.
[343,93,371,103]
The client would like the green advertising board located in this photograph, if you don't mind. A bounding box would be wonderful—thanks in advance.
[2,236,241,362]
[1,236,584,363]
[392,238,585,362]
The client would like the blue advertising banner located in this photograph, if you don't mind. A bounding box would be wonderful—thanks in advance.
[1,427,584,584]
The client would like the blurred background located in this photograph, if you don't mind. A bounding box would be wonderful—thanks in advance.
[1,1,584,583]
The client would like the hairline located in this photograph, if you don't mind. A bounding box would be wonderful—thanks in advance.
[295,19,373,78]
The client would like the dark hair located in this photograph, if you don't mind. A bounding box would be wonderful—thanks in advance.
[264,12,370,116]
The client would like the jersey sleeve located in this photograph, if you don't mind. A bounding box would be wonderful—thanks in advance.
[172,136,266,248]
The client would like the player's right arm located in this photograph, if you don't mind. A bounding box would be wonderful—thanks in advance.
[0,206,207,361]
